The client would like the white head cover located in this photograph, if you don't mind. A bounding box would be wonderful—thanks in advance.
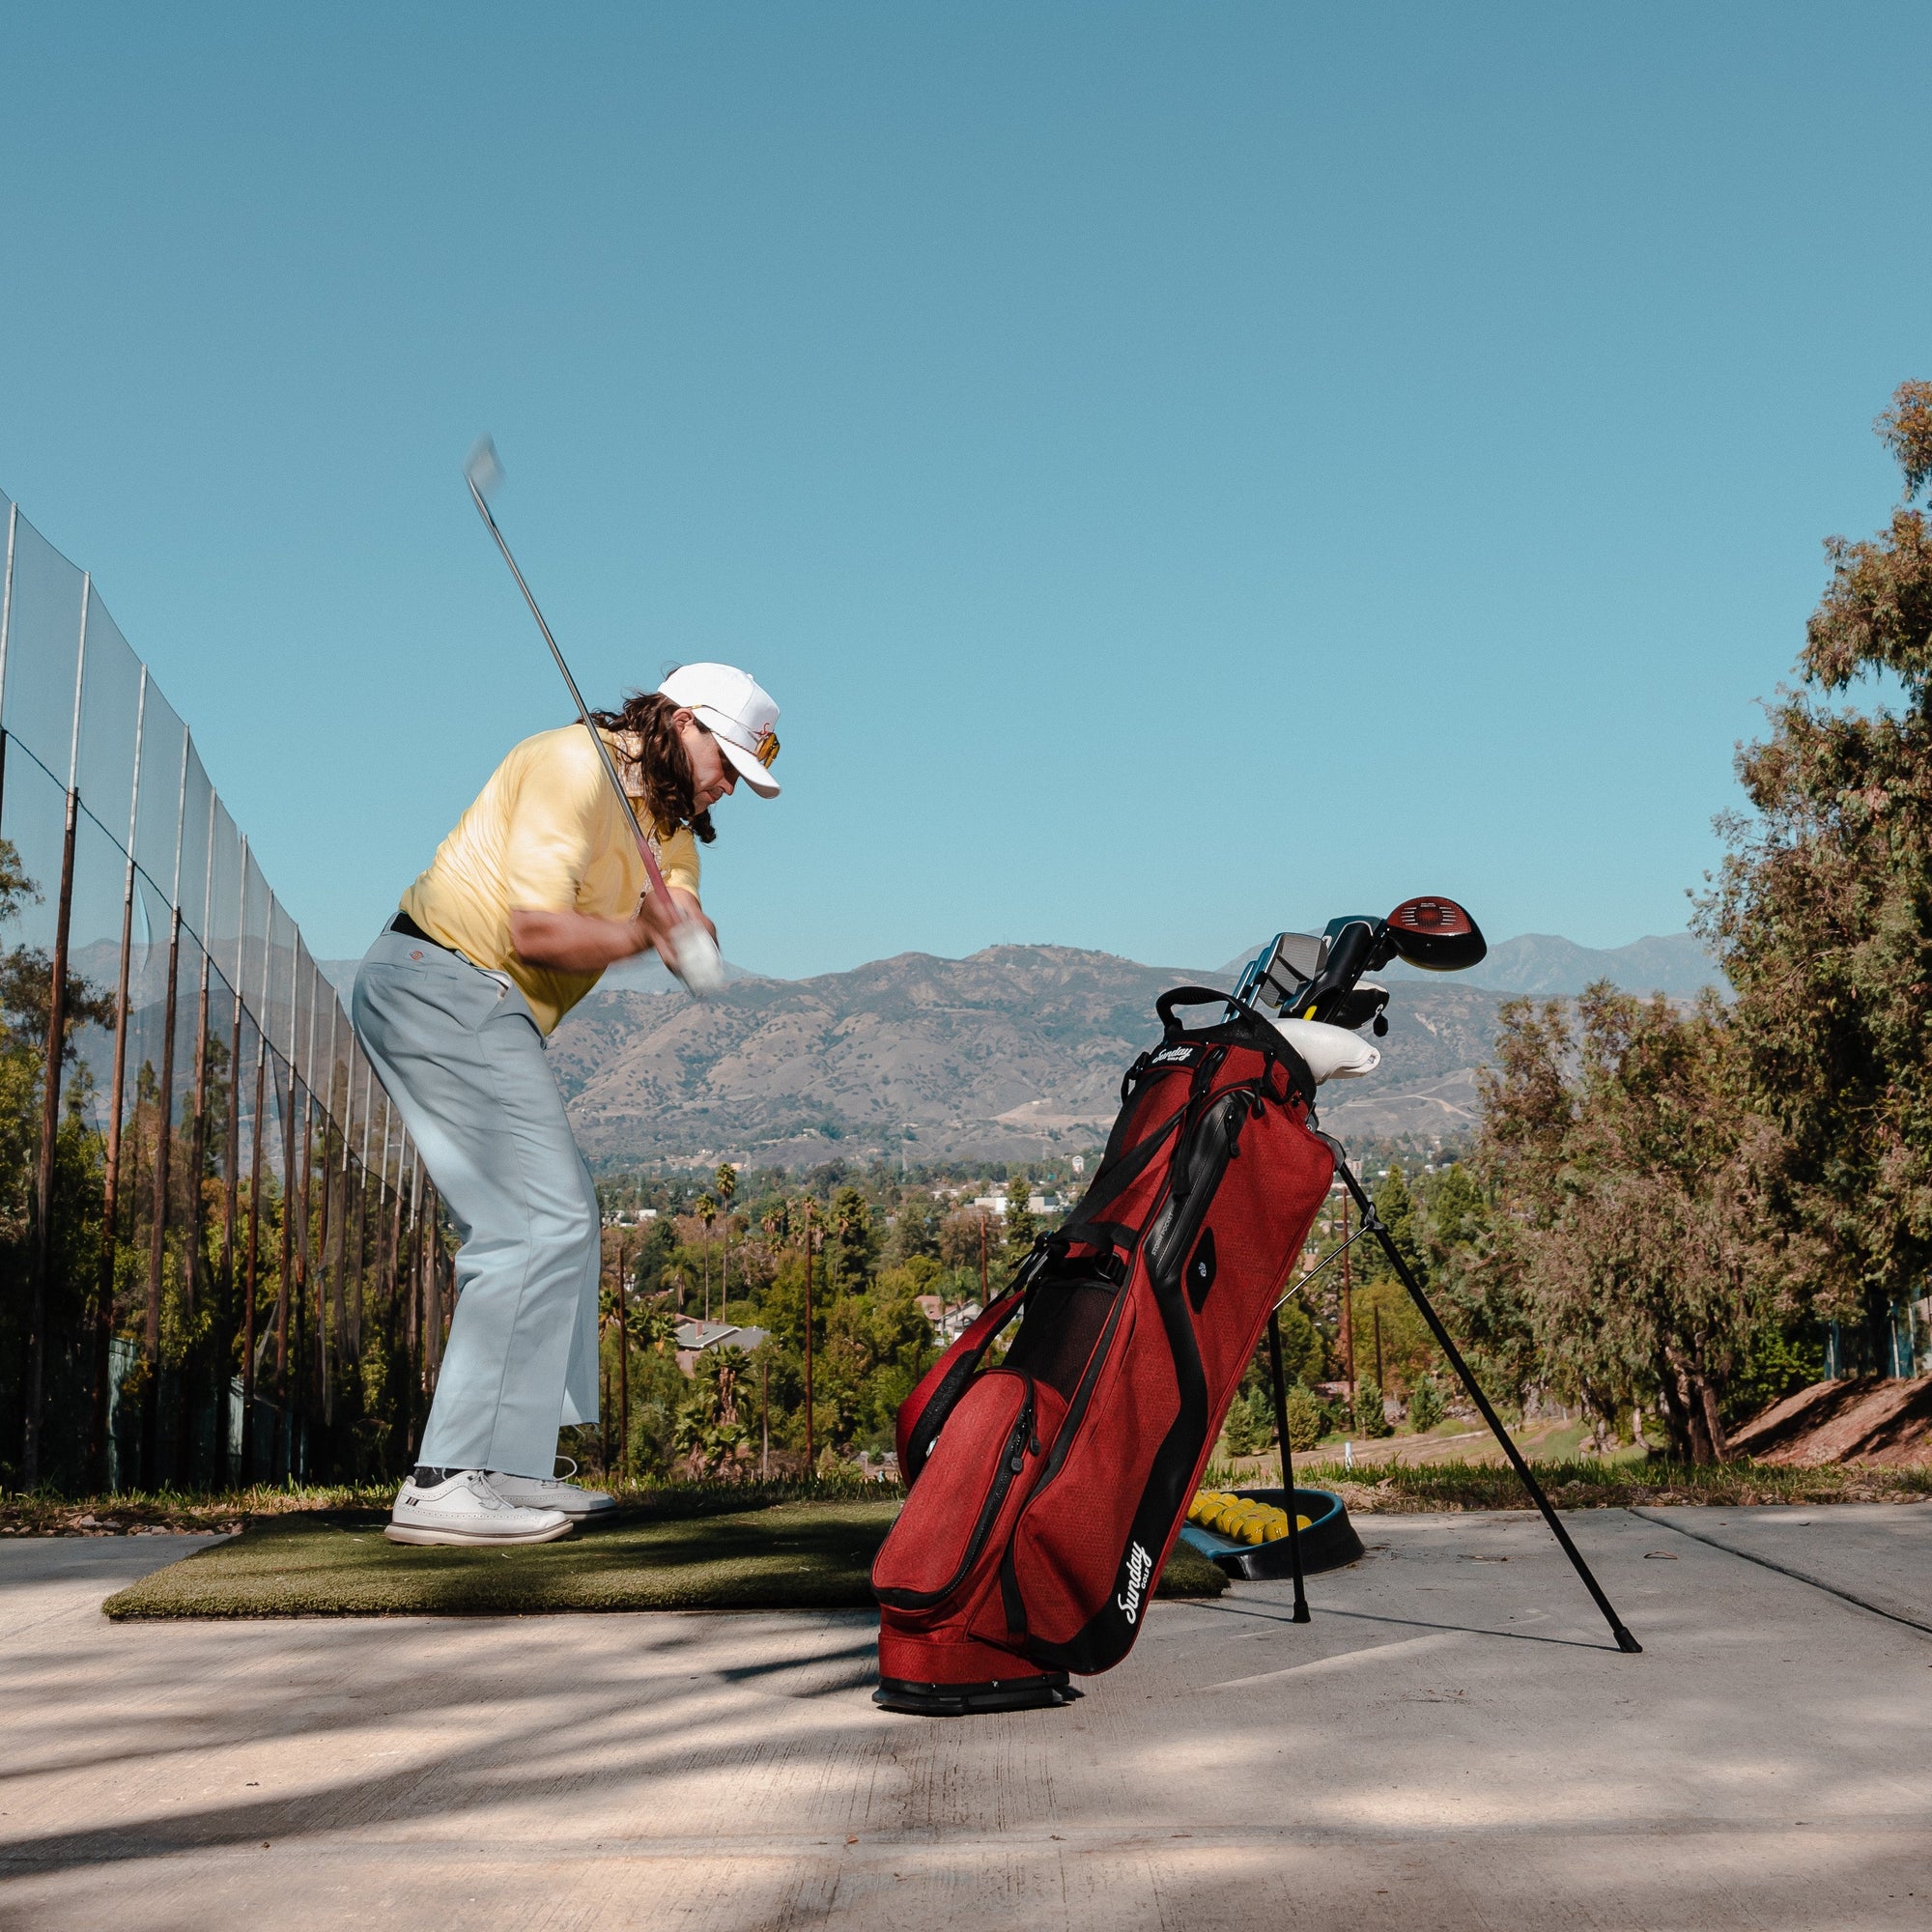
[657,663,781,798]
[1269,1015,1381,1085]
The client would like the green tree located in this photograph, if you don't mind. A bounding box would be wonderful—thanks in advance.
[1221,1386,1274,1456]
[1004,1173,1037,1262]
[1473,986,1791,1461]
[1406,1376,1446,1434]
[891,1189,940,1264]
[632,1215,679,1297]
[1699,380,1932,1372]
[1352,1378,1393,1438]
[1281,1382,1327,1452]
[828,1185,877,1294]
[1364,1163,1426,1284]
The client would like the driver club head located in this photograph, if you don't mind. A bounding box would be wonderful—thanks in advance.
[465,434,505,510]
[1383,895,1486,972]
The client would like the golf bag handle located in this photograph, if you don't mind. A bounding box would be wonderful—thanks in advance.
[1156,985,1271,1037]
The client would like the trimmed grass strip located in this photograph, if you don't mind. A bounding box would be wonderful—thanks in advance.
[103,1495,1228,1619]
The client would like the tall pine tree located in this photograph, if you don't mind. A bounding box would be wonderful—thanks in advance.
[1700,381,1932,1371]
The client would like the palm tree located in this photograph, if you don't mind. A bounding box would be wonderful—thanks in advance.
[695,1191,717,1322]
[597,1277,631,1480]
[714,1163,738,1316]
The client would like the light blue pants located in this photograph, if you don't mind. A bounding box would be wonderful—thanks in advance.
[352,925,600,1478]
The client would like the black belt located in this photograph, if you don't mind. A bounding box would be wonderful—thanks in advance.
[389,910,449,949]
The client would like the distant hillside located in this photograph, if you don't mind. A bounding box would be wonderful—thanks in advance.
[312,927,1713,1168]
[546,944,1504,1167]
[1413,929,1724,999]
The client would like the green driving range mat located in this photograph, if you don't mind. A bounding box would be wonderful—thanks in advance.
[101,1496,1228,1619]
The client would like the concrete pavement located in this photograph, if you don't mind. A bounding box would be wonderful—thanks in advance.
[2,1504,1928,1929]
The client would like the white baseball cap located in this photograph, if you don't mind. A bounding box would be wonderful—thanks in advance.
[657,663,781,799]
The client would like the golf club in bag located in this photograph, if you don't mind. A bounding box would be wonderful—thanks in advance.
[871,896,1638,1718]
[463,437,726,996]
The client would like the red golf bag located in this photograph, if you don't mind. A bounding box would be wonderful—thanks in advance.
[871,988,1335,1714]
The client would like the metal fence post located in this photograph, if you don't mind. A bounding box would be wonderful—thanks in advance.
[407,1157,424,1452]
[221,842,247,1365]
[91,666,147,1488]
[242,1032,267,1483]
[273,928,297,1412]
[350,1061,373,1358]
[180,786,216,1481]
[315,997,338,1426]
[295,963,318,1426]
[275,1055,295,1386]
[0,500,16,829]
[297,1087,316,1418]
[23,575,89,1489]
[424,1183,442,1376]
[141,722,189,1489]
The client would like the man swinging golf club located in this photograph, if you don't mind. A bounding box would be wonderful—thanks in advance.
[355,663,781,1545]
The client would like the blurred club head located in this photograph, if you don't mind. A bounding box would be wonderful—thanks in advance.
[1383,895,1487,972]
[465,435,504,508]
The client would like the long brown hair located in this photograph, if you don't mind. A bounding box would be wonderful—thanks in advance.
[587,690,718,844]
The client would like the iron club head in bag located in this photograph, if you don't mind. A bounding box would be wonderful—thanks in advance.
[1234,895,1488,1037]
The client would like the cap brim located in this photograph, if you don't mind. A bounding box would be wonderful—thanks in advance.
[718,736,781,798]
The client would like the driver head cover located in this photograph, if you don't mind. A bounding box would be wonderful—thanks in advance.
[657,663,782,799]
[1270,1015,1380,1085]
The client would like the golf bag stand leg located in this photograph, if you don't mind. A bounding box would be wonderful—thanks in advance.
[1326,1150,1641,1656]
[1264,1310,1311,1622]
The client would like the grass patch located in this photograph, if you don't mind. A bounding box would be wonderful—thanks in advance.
[101,1491,1227,1620]
[1294,1457,1932,1513]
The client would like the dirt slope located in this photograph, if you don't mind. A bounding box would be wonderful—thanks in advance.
[1727,1378,1932,1466]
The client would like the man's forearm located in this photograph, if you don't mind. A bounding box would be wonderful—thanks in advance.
[508,908,651,973]
[509,892,714,973]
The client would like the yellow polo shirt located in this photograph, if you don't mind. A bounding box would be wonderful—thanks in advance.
[399,724,701,1035]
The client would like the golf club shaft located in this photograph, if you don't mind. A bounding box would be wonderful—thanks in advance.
[1272,1217,1370,1315]
[466,479,681,916]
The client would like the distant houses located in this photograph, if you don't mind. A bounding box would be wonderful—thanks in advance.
[915,1294,981,1345]
[968,1191,1063,1217]
[672,1318,768,1375]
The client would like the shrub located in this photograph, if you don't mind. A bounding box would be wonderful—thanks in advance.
[1353,1378,1394,1438]
[1282,1382,1327,1452]
[1406,1376,1446,1434]
[1221,1386,1274,1456]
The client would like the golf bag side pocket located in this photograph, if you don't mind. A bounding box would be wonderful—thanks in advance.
[873,1370,1064,1626]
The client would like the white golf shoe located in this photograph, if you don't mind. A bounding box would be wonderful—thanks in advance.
[486,1459,617,1520]
[384,1468,573,1546]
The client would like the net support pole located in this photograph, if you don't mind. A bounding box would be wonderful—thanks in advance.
[24,578,87,1490]
[142,904,182,1488]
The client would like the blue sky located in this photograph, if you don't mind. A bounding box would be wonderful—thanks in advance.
[2,4,1927,978]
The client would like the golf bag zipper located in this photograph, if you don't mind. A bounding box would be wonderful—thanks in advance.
[874,1374,1038,1613]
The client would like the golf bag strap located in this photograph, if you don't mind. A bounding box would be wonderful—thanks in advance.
[1059,1103,1187,1236]
[900,1286,1030,1486]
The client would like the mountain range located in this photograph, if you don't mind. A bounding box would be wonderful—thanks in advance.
[314,930,1723,1168]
